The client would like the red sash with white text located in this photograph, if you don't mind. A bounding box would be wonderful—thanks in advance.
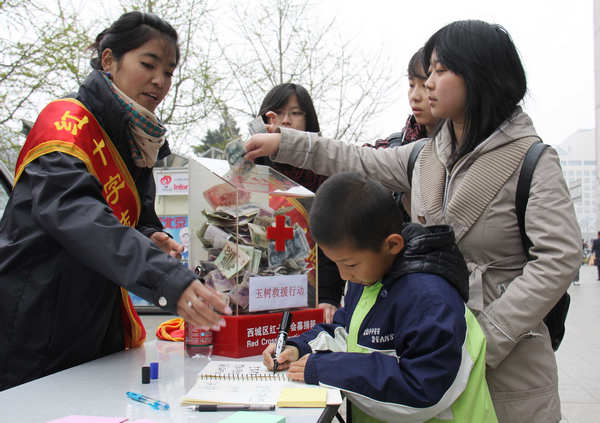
[15,98,146,348]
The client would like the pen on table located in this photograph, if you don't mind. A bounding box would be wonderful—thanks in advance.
[126,391,170,410]
[272,310,292,374]
[188,404,275,412]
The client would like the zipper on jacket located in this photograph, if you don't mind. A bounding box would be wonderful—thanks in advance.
[442,170,450,213]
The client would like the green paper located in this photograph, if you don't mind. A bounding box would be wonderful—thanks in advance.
[219,411,285,423]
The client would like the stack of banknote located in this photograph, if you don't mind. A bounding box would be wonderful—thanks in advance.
[225,138,255,174]
[195,200,311,311]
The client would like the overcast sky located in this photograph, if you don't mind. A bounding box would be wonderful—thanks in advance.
[312,0,595,146]
[33,0,596,146]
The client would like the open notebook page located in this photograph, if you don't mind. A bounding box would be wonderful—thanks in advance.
[180,360,342,406]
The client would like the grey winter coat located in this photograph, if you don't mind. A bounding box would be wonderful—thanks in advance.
[271,109,582,423]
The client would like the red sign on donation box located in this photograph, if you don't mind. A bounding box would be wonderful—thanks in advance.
[212,308,324,358]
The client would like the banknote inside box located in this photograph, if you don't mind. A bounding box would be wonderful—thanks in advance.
[188,157,319,315]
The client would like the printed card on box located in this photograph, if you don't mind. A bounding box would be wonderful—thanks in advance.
[248,274,308,312]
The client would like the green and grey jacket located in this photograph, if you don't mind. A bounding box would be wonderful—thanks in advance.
[288,225,497,422]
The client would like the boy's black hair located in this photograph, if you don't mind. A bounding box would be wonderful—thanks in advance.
[258,83,320,133]
[424,20,526,159]
[309,172,405,251]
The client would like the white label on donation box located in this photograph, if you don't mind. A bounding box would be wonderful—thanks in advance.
[248,274,308,312]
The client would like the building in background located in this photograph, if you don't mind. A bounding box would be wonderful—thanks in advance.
[131,153,191,312]
[154,153,189,219]
[556,129,596,242]
[153,149,224,218]
[595,0,600,238]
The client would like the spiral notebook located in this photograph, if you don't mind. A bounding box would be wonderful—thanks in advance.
[194,360,288,381]
[180,360,340,408]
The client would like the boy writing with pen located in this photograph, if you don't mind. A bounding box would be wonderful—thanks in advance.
[262,172,497,423]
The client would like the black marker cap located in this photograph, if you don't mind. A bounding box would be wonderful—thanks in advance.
[141,366,151,384]
[279,311,292,333]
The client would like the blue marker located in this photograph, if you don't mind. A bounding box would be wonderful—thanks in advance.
[150,362,159,379]
[126,391,170,410]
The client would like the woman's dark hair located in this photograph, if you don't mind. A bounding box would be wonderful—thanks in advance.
[89,11,180,70]
[424,20,527,158]
[309,172,405,251]
[407,48,427,80]
[258,83,320,133]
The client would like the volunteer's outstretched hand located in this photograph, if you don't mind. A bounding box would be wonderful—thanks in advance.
[177,280,232,331]
[151,231,184,260]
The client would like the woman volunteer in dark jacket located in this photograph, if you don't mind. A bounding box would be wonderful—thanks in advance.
[0,11,230,391]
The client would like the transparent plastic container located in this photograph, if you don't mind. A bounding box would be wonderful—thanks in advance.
[188,158,319,316]
[184,321,213,357]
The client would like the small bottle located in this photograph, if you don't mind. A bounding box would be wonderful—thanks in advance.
[184,321,213,357]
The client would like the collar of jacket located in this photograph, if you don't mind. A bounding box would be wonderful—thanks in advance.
[76,70,171,164]
[382,223,469,302]
[434,106,538,169]
[419,107,540,243]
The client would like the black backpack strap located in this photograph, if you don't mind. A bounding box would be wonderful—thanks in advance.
[516,141,549,258]
[515,141,569,351]
[407,139,427,187]
[386,131,404,147]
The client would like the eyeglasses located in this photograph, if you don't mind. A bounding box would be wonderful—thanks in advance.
[274,109,306,120]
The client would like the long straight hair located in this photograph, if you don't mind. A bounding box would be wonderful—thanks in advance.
[424,20,527,158]
[258,83,320,133]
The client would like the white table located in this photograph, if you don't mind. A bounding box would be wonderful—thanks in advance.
[0,340,340,423]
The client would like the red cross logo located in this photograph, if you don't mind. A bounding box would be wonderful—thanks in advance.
[267,215,294,252]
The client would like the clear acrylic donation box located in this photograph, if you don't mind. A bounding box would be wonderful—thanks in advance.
[188,158,323,357]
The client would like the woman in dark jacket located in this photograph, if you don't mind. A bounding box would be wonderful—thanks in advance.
[0,11,230,391]
[256,83,345,323]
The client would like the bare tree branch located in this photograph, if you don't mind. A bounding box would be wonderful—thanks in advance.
[214,0,400,142]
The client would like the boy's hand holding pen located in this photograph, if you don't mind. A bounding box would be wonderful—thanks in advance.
[263,311,299,372]
[272,311,293,373]
[263,342,300,372]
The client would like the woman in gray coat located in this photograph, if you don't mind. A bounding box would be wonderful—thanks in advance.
[245,20,581,423]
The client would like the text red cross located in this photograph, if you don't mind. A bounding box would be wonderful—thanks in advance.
[267,214,294,252]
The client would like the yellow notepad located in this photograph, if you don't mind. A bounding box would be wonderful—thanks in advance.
[276,387,328,408]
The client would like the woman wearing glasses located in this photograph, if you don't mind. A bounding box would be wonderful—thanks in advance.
[256,83,345,324]
[257,83,325,189]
